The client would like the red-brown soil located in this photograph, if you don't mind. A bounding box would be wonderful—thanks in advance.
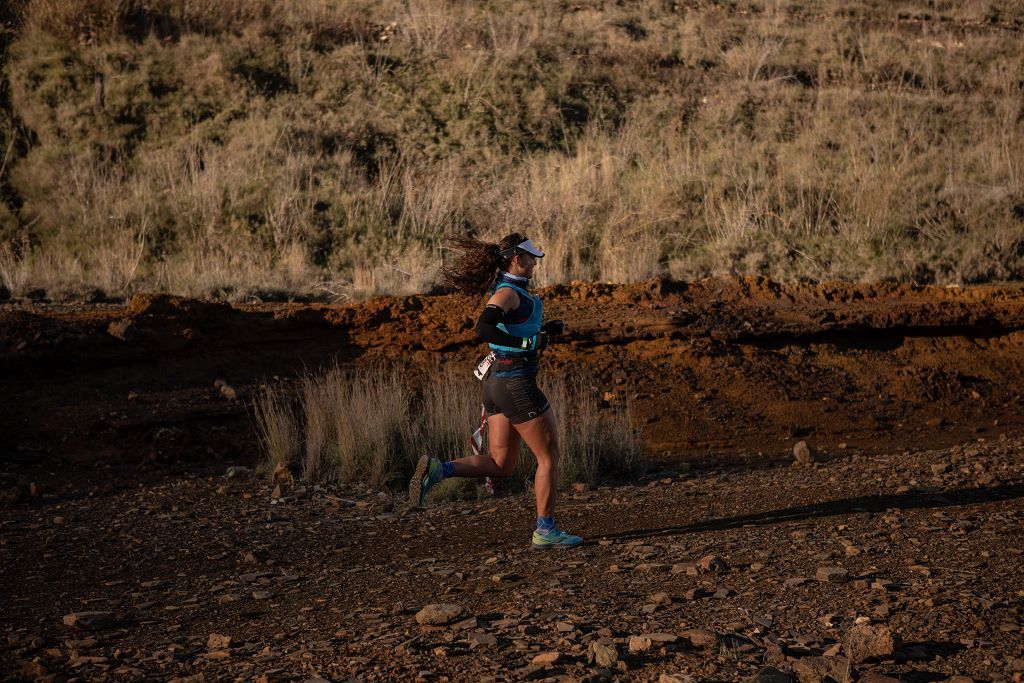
[1,276,1023,682]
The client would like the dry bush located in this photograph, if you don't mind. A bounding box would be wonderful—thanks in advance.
[544,373,645,486]
[254,364,647,496]
[299,365,417,487]
[252,385,300,473]
[4,0,1024,297]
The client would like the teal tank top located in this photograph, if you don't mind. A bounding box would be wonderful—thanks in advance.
[488,277,543,357]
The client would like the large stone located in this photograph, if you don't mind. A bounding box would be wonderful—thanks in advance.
[588,640,618,667]
[843,623,898,663]
[628,635,653,653]
[469,633,497,649]
[62,612,117,630]
[532,651,560,665]
[680,628,719,649]
[856,673,902,683]
[793,656,853,683]
[815,566,850,583]
[698,555,728,573]
[748,667,793,683]
[415,603,463,626]
[107,319,137,341]
[793,441,815,464]
[207,633,232,650]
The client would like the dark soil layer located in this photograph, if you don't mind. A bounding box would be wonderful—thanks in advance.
[1,276,1023,681]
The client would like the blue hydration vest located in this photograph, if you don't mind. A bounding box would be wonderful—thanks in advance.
[489,274,543,377]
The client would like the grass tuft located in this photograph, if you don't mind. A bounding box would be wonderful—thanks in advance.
[253,365,647,496]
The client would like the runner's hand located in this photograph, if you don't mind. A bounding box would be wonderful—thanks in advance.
[523,332,550,351]
[542,319,564,336]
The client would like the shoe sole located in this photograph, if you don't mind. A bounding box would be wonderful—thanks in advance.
[531,540,583,550]
[408,455,430,508]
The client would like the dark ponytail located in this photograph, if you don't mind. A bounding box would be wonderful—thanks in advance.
[442,233,529,296]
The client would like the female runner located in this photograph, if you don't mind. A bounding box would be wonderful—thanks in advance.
[408,233,582,549]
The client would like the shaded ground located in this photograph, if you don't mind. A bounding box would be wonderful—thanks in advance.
[1,276,1023,681]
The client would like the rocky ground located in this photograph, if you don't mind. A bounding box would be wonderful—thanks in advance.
[1,276,1023,681]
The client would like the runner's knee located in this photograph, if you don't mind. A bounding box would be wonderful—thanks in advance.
[494,459,518,477]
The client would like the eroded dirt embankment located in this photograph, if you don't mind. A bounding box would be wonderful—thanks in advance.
[2,277,1024,682]
[2,276,1024,471]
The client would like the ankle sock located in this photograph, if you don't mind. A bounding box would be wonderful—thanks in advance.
[440,460,455,478]
[537,515,556,532]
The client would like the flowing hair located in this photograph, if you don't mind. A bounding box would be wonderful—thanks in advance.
[442,233,529,296]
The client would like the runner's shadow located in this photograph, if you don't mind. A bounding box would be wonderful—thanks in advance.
[598,483,1024,542]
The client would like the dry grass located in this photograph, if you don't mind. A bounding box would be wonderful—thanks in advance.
[545,373,646,486]
[252,385,300,474]
[253,364,647,496]
[2,0,1023,298]
[292,365,417,487]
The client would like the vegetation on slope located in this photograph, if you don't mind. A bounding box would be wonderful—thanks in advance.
[0,0,1022,300]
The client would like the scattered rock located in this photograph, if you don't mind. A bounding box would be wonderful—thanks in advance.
[660,675,697,683]
[225,465,251,478]
[628,635,653,653]
[469,633,497,649]
[815,566,850,583]
[844,623,898,663]
[62,612,117,630]
[793,440,815,464]
[588,640,618,667]
[650,591,672,604]
[20,660,47,678]
[207,633,232,650]
[531,651,561,665]
[107,319,136,341]
[698,555,728,573]
[452,617,477,630]
[793,655,853,683]
[415,604,463,626]
[748,667,793,683]
[856,673,902,683]
[680,629,719,649]
[0,473,30,505]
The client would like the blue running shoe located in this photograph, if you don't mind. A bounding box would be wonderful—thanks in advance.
[531,527,583,549]
[409,455,444,508]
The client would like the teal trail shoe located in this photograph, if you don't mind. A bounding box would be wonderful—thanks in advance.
[531,527,583,549]
[409,455,444,508]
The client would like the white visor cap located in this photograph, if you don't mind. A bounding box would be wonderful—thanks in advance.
[515,239,544,258]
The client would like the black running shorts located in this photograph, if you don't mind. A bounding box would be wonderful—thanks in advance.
[482,374,551,424]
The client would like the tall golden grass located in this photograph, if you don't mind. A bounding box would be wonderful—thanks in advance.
[253,364,645,496]
[1,0,1022,299]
